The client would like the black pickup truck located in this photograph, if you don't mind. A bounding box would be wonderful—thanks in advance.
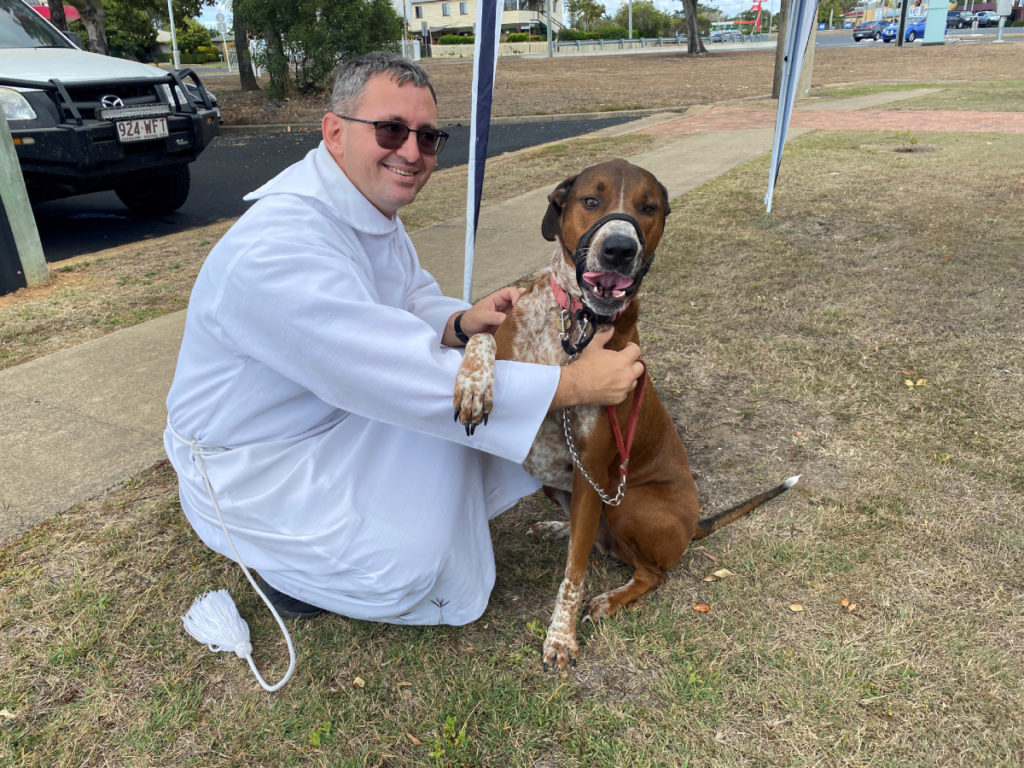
[0,0,220,215]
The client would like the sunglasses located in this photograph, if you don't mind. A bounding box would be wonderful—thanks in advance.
[336,115,449,156]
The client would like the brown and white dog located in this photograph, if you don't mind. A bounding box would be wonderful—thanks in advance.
[453,159,798,670]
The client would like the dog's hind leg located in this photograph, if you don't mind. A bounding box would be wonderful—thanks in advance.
[528,486,572,540]
[587,485,697,621]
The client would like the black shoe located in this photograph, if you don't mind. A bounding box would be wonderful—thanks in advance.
[254,574,325,620]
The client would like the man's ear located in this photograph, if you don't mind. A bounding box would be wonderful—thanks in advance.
[322,112,345,163]
[541,174,577,242]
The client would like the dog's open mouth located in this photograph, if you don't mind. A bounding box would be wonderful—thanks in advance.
[581,271,634,300]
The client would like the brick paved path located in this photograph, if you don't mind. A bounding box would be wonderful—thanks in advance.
[643,106,1024,136]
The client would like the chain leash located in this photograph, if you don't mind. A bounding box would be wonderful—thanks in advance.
[561,407,628,507]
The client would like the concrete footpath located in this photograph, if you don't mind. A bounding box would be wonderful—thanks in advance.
[2,90,1021,542]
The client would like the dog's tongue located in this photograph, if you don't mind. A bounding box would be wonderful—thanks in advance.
[582,271,634,298]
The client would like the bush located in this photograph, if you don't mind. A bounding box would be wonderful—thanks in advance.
[556,28,591,41]
[438,34,474,44]
[590,25,636,39]
[196,45,220,62]
[506,32,544,42]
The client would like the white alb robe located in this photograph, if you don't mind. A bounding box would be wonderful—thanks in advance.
[164,142,559,625]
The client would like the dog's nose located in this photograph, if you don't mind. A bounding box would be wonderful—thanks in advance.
[600,234,638,270]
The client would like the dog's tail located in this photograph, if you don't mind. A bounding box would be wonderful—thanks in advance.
[692,475,800,541]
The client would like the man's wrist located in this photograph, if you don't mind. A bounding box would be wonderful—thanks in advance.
[453,312,471,344]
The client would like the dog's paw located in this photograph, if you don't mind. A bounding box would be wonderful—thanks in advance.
[542,631,578,671]
[527,521,570,540]
[452,334,496,435]
[586,593,618,623]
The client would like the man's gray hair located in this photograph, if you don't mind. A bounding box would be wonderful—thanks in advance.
[330,51,436,115]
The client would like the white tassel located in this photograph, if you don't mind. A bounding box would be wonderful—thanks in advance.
[182,589,254,659]
[169,422,297,692]
[182,586,295,692]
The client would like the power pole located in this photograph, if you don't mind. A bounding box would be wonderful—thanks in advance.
[0,113,49,294]
[772,0,789,99]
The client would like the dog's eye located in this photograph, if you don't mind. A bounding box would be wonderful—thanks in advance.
[582,197,599,209]
[640,203,659,215]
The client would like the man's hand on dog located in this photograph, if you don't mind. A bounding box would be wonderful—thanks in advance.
[445,287,523,347]
[550,328,643,411]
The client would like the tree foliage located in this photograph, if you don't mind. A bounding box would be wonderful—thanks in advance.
[104,0,157,60]
[173,16,214,52]
[66,0,215,55]
[236,0,403,98]
[818,0,858,24]
[611,0,678,36]
[565,0,607,31]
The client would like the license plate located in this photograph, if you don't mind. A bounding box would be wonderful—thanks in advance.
[115,117,168,143]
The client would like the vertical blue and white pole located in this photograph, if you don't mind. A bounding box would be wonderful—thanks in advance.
[764,0,819,212]
[462,0,504,302]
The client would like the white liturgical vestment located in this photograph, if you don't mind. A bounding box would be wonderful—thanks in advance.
[165,143,559,625]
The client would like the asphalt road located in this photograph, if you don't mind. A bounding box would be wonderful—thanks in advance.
[32,115,641,262]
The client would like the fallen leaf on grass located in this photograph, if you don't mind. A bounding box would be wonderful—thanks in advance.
[693,603,711,613]
[788,603,804,612]
[703,568,736,582]
[352,676,365,688]
[406,733,423,746]
[396,681,412,688]
[697,549,719,563]
[0,709,15,721]
[840,598,858,612]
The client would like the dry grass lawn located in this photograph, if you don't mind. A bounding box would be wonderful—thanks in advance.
[1,42,1023,768]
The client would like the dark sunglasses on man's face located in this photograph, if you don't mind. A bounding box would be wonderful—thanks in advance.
[336,115,449,156]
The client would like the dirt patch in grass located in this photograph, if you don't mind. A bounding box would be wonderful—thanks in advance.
[210,41,1024,126]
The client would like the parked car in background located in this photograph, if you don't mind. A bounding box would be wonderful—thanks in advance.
[709,29,743,42]
[0,0,220,216]
[974,10,1001,26]
[946,10,973,27]
[852,19,890,41]
[881,16,941,42]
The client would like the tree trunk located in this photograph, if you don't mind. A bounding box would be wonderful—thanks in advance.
[262,28,293,100]
[682,0,707,55]
[70,1,109,55]
[232,8,260,92]
[48,2,69,32]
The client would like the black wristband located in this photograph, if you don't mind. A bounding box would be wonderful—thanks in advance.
[453,312,471,344]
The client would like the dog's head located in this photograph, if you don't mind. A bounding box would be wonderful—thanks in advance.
[542,159,669,320]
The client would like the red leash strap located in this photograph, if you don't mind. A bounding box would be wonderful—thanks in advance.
[605,360,647,478]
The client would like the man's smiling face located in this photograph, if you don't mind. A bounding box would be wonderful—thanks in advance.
[323,73,439,218]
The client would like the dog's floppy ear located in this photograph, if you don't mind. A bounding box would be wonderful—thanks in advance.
[541,174,577,242]
[660,182,671,218]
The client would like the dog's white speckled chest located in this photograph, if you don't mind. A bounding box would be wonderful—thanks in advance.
[508,270,599,492]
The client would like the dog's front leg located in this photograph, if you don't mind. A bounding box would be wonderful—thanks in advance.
[543,480,603,670]
[453,333,496,434]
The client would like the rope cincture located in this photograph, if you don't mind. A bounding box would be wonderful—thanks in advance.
[169,421,297,693]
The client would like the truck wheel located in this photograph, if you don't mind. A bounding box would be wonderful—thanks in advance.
[115,164,191,216]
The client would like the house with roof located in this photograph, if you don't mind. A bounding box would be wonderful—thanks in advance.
[405,0,566,43]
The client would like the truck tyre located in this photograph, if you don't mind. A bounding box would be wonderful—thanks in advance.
[115,164,191,216]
